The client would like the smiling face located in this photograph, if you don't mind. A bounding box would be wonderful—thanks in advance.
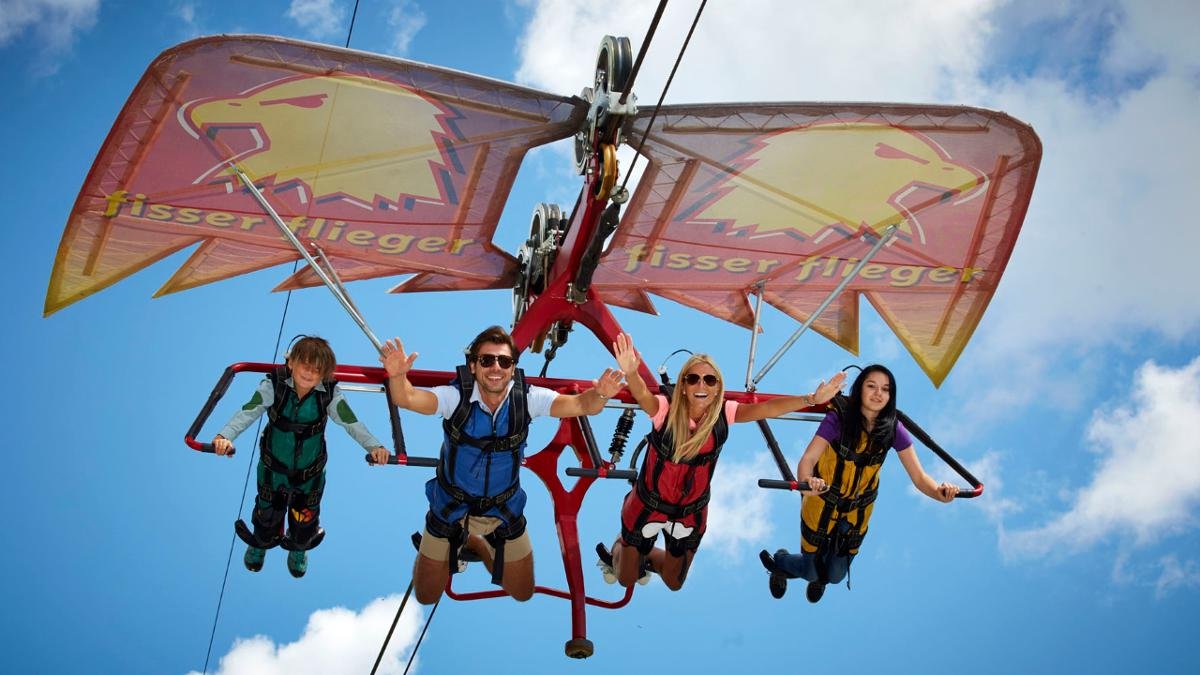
[859,370,892,417]
[470,342,515,397]
[289,358,324,396]
[680,360,722,418]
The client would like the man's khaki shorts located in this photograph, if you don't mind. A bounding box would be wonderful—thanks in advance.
[419,515,532,562]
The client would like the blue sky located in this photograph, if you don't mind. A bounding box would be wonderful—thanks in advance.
[5,0,1200,673]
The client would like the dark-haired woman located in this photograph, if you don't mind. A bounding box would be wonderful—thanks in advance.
[760,364,957,603]
[599,333,846,591]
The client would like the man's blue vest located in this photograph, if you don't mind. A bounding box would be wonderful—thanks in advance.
[426,365,531,525]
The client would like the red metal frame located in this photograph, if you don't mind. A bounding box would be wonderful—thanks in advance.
[189,152,812,656]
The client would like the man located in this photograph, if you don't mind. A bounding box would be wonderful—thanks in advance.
[381,325,623,604]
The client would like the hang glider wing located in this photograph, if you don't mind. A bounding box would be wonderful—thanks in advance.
[595,103,1041,385]
[45,35,585,315]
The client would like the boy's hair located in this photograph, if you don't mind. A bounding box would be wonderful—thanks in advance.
[287,335,336,379]
[466,325,517,362]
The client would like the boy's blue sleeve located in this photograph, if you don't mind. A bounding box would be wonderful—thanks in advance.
[216,377,274,442]
[326,385,386,451]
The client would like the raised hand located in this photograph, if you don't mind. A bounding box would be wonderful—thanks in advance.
[379,337,418,377]
[593,367,624,399]
[613,332,642,377]
[813,371,848,405]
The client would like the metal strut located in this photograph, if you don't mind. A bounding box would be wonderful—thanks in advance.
[751,224,898,387]
[744,281,766,392]
[232,165,385,353]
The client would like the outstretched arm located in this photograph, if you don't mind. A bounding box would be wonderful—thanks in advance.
[795,434,832,496]
[212,377,274,456]
[379,337,438,415]
[735,371,847,423]
[549,368,624,418]
[326,386,391,465]
[613,333,659,417]
[896,446,958,502]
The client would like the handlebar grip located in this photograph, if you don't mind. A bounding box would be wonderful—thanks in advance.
[565,467,639,480]
[364,453,439,467]
[955,485,983,499]
[186,437,235,456]
[757,478,811,491]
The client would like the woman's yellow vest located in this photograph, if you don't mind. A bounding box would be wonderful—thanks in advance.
[800,405,890,557]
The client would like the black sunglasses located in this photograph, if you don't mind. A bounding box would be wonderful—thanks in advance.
[683,373,719,386]
[471,354,516,369]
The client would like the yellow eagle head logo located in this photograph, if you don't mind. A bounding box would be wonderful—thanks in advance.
[182,74,453,207]
[698,122,984,242]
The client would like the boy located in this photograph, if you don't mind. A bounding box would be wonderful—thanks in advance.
[213,336,389,577]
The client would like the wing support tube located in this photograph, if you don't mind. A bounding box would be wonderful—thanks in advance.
[751,224,898,387]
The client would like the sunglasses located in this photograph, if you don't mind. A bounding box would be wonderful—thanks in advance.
[471,353,516,369]
[683,373,719,386]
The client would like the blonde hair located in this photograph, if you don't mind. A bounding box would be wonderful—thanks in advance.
[666,354,726,463]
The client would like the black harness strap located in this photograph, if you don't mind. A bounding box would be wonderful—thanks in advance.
[433,366,532,585]
[441,366,530,453]
[483,516,526,586]
[636,410,730,518]
[259,367,336,487]
[809,398,890,571]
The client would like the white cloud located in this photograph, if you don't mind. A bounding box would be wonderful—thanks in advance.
[195,594,425,675]
[515,0,999,103]
[1002,357,1200,559]
[704,452,776,561]
[1106,0,1200,78]
[953,451,1022,523]
[286,0,344,38]
[514,0,1200,379]
[174,1,205,37]
[386,0,426,55]
[1154,555,1200,599]
[0,0,99,75]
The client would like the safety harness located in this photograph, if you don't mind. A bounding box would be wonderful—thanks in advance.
[624,399,730,557]
[434,364,531,584]
[235,366,334,552]
[258,366,334,487]
[800,396,889,582]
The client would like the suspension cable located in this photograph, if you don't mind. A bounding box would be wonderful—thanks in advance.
[620,0,708,193]
[201,4,362,672]
[345,0,361,48]
[371,580,414,674]
[618,0,668,105]
[403,598,440,675]
[202,262,298,673]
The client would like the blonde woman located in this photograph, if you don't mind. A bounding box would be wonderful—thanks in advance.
[597,333,845,590]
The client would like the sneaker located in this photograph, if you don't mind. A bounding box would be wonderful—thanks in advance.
[805,581,826,604]
[759,549,788,599]
[595,543,617,584]
[287,549,308,578]
[243,546,265,573]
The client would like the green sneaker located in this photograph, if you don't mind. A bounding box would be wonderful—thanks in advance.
[287,549,308,578]
[243,546,265,573]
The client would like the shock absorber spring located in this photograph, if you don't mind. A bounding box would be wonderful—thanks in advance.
[608,408,635,464]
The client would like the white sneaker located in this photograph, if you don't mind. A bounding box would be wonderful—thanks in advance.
[596,557,618,584]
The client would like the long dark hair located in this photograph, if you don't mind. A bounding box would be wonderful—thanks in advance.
[839,364,897,454]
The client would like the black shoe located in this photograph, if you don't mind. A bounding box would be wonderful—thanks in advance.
[806,581,826,603]
[596,543,617,584]
[759,549,788,599]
